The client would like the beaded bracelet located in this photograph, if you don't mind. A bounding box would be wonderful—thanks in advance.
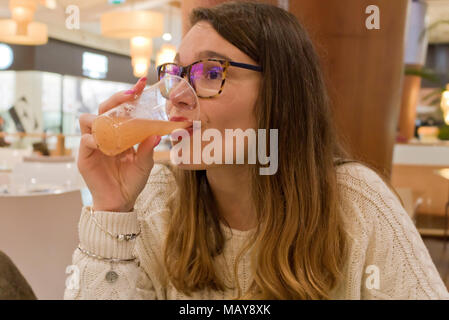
[77,245,137,263]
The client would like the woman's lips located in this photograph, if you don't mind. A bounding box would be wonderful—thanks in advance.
[169,116,189,122]
[169,116,194,138]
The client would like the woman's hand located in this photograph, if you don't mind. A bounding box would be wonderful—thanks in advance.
[77,77,161,212]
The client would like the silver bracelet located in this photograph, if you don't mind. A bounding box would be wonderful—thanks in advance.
[78,245,140,283]
[77,245,137,263]
[88,206,141,241]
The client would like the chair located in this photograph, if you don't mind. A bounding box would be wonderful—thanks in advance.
[0,190,82,299]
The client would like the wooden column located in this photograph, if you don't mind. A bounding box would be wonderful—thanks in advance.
[398,2,428,144]
[289,1,408,176]
[398,65,422,142]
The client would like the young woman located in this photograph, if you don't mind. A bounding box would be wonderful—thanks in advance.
[65,2,448,299]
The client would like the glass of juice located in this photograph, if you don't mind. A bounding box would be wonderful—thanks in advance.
[92,75,199,156]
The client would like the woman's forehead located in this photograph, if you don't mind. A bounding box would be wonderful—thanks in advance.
[177,22,254,66]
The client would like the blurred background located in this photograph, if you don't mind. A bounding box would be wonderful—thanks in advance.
[0,0,448,299]
[0,0,182,157]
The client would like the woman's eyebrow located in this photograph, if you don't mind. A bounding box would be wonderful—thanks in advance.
[198,50,232,61]
[173,51,232,65]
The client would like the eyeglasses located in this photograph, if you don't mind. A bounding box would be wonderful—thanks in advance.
[157,59,263,99]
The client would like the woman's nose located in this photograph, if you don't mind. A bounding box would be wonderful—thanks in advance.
[168,79,197,111]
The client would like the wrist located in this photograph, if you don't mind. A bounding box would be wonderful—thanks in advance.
[79,206,139,260]
[92,202,134,213]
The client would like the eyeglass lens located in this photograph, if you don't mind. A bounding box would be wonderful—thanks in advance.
[159,61,225,97]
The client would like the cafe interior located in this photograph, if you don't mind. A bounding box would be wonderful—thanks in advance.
[0,0,448,299]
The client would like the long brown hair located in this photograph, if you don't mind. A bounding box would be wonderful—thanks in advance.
[164,1,349,299]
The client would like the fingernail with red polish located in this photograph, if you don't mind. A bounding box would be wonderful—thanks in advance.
[124,89,136,95]
[139,77,147,83]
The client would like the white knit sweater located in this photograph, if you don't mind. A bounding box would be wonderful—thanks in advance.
[64,162,449,300]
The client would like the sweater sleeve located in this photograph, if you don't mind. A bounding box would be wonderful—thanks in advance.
[64,164,176,300]
[63,206,155,300]
[336,163,449,300]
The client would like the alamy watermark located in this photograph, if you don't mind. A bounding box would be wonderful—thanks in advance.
[65,5,80,30]
[65,265,80,290]
[366,5,380,30]
[169,121,279,176]
[365,264,380,290]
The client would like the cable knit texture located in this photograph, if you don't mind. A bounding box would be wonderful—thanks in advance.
[64,163,449,300]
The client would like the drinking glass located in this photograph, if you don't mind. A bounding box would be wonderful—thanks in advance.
[92,75,199,156]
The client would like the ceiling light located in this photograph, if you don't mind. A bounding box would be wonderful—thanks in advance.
[0,19,48,45]
[156,44,176,67]
[10,0,36,23]
[130,36,153,58]
[132,57,149,78]
[10,0,37,35]
[101,10,163,78]
[162,33,172,41]
[41,0,57,10]
[101,10,164,39]
[0,0,48,45]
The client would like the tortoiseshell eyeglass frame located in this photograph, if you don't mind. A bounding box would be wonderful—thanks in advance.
[157,58,263,99]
